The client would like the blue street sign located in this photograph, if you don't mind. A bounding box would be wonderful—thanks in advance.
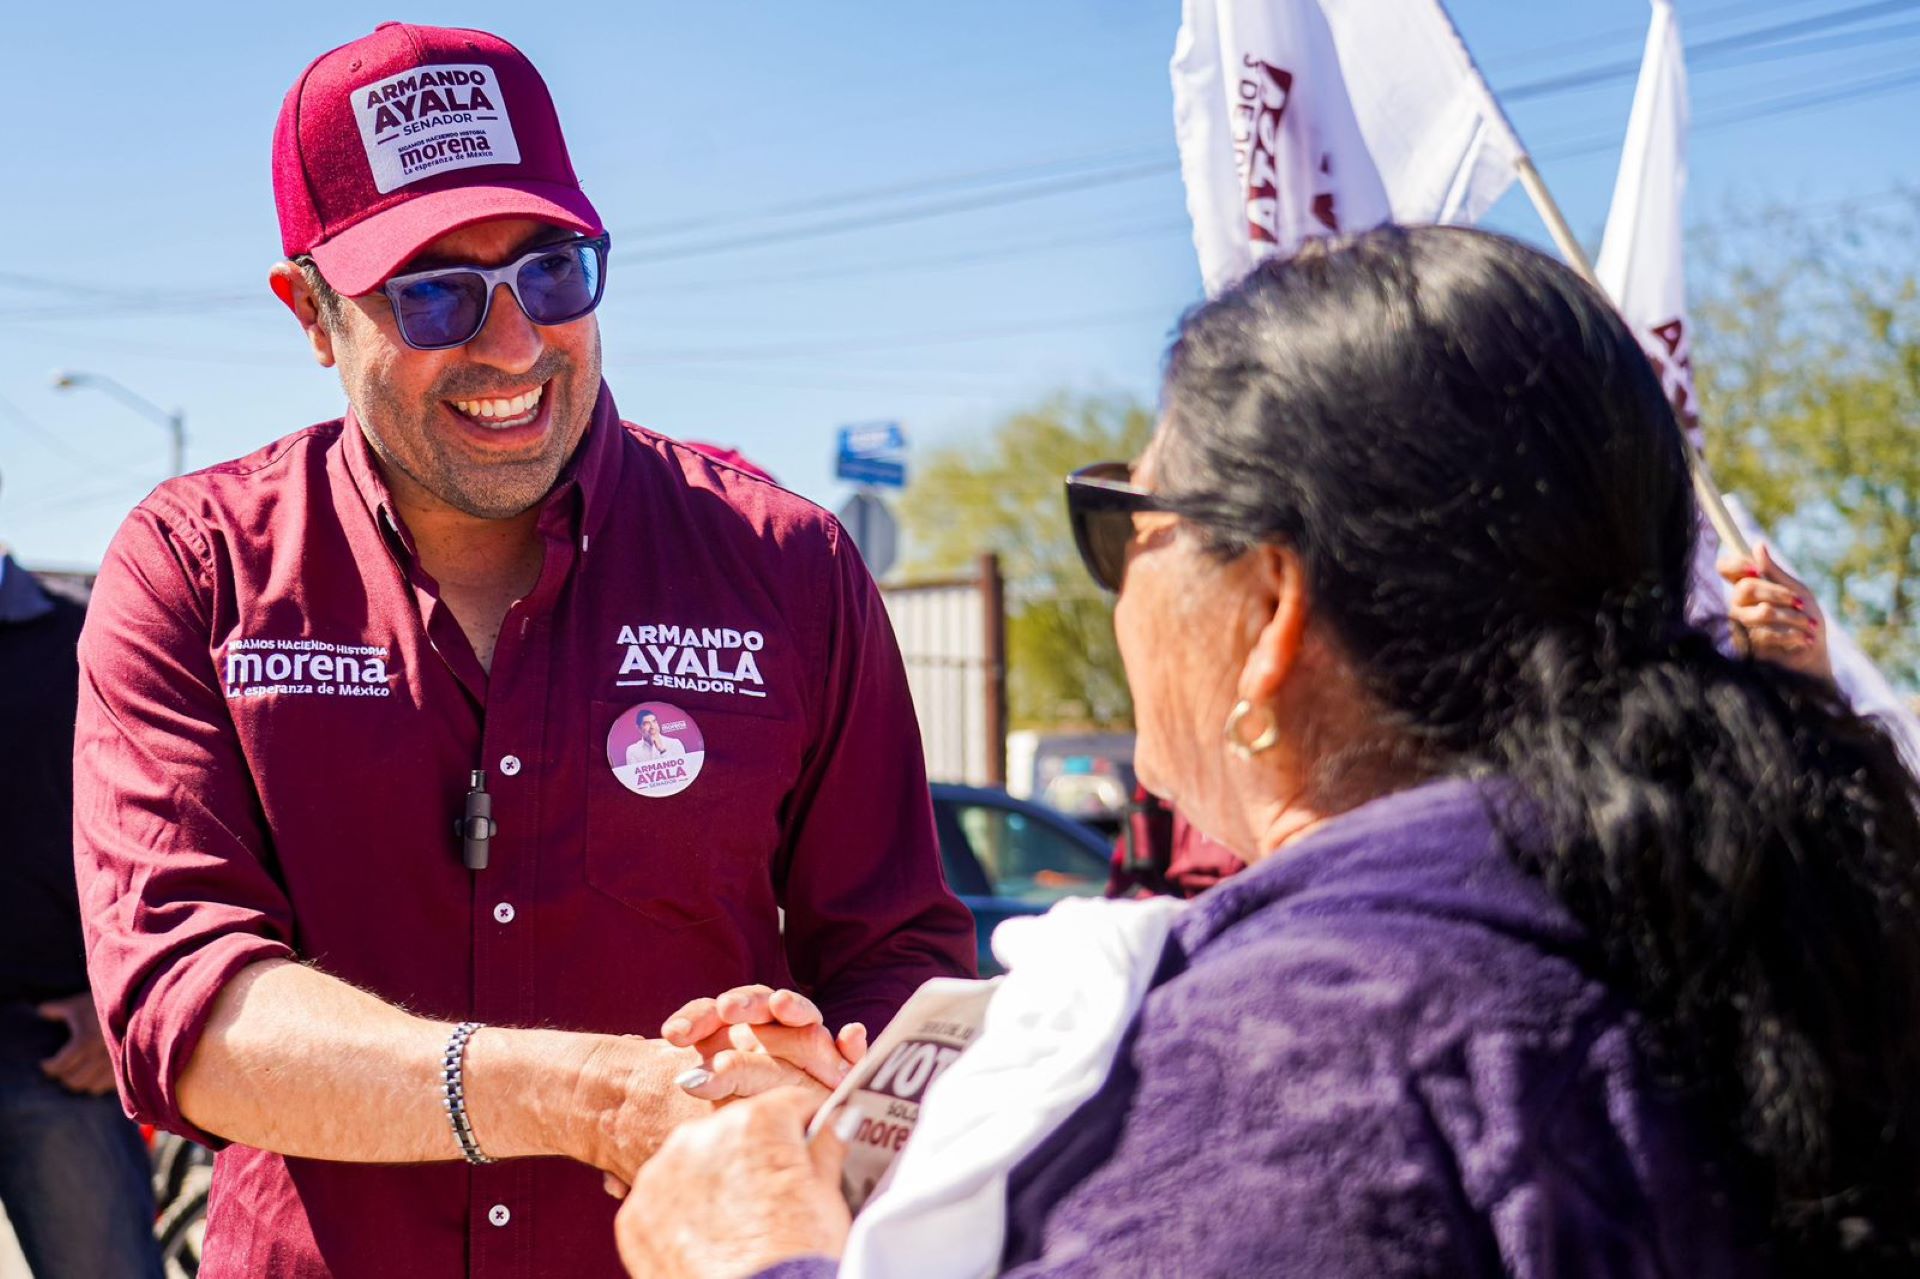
[835,420,908,489]
[835,455,908,488]
[839,422,906,456]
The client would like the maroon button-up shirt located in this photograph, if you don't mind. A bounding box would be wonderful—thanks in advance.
[72,384,975,1278]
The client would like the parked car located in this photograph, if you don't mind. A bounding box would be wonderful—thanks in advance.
[930,782,1113,976]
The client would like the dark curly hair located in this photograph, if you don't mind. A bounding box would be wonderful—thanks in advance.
[1155,224,1920,1272]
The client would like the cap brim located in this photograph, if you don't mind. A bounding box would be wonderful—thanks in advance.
[308,180,603,296]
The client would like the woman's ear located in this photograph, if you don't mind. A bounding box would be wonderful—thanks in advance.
[1237,544,1310,706]
[268,261,337,369]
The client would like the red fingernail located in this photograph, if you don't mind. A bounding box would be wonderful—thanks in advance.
[1739,569,1758,579]
[1793,597,1806,609]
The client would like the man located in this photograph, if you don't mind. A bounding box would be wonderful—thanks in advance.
[0,548,163,1278]
[628,712,686,764]
[72,23,973,1279]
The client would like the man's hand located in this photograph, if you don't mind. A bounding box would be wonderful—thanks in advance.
[616,1087,852,1279]
[37,994,117,1096]
[661,986,867,1102]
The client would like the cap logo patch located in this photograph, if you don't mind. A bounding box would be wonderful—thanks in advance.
[352,64,520,194]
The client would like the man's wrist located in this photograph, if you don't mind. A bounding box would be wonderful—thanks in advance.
[461,1027,702,1171]
[460,1026,601,1162]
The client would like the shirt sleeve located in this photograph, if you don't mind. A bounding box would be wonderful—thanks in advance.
[774,522,978,1035]
[73,503,296,1145]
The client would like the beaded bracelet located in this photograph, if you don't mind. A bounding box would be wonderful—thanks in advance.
[442,1021,495,1166]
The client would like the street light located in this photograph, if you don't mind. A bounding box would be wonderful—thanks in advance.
[50,369,186,478]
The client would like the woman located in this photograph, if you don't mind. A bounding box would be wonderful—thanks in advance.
[620,226,1920,1276]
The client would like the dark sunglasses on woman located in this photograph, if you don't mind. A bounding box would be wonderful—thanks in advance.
[380,233,611,350]
[1065,461,1174,593]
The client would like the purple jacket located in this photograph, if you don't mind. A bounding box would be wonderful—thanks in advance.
[764,778,1764,1277]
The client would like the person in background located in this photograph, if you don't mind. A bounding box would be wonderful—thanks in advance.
[1105,786,1242,898]
[615,225,1920,1277]
[0,542,163,1279]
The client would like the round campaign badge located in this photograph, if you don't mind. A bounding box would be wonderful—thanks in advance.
[606,701,707,798]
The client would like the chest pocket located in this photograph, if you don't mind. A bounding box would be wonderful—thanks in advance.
[584,697,803,929]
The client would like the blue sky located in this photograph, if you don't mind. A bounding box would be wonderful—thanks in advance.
[3,0,1916,568]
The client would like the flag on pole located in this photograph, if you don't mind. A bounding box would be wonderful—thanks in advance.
[1171,0,1390,294]
[1317,0,1526,227]
[1594,3,1919,761]
[1591,0,1729,639]
[1171,0,1524,296]
[1596,0,1697,440]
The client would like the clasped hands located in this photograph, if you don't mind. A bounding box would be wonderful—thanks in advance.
[610,984,867,1278]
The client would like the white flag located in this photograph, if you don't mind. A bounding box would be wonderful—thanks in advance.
[1318,0,1526,226]
[1597,0,1698,440]
[1171,0,1391,294]
[1591,2,1732,647]
[1172,0,1524,296]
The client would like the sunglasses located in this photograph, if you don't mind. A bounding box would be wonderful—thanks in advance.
[1065,461,1174,593]
[380,234,611,351]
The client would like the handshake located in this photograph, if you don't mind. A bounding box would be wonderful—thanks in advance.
[522,984,869,1199]
[506,984,869,1278]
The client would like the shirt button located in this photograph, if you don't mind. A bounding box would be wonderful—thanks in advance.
[493,902,516,925]
[488,1204,511,1227]
[499,755,522,777]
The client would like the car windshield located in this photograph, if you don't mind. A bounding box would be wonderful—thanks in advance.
[953,803,1107,903]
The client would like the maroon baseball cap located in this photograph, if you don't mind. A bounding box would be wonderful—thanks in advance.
[273,23,603,296]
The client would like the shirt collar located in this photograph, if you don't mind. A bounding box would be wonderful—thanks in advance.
[341,379,626,559]
[0,553,54,625]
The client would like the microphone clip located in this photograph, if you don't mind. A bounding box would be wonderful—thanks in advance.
[456,769,496,871]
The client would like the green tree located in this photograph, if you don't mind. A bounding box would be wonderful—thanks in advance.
[901,393,1155,729]
[1693,195,1920,684]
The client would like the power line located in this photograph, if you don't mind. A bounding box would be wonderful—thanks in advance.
[610,305,1176,368]
[0,391,156,479]
[3,474,154,522]
[1479,0,1839,69]
[1505,0,1920,101]
[613,145,1170,241]
[618,160,1179,265]
[1539,61,1920,160]
[623,216,1189,298]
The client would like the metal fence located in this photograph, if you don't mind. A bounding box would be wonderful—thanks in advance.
[880,553,1007,787]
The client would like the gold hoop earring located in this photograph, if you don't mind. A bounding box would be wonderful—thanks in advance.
[1223,699,1281,760]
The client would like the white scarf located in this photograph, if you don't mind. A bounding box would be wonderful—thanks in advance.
[839,895,1186,1279]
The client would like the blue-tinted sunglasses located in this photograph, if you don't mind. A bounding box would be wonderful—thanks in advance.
[380,234,611,351]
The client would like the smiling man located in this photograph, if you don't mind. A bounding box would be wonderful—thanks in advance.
[70,23,973,1279]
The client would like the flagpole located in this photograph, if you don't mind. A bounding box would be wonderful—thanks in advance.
[1423,0,1756,562]
[1511,158,1753,561]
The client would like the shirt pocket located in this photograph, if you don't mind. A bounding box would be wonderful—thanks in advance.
[583,696,799,930]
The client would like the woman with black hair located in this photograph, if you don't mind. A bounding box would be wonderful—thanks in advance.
[615,225,1920,1277]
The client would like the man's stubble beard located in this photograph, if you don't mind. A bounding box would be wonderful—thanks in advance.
[354,342,601,521]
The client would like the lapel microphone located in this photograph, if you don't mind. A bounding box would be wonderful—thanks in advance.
[456,769,496,871]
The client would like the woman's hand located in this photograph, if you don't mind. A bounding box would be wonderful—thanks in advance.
[1719,541,1833,682]
[662,986,867,1101]
[616,1086,853,1279]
